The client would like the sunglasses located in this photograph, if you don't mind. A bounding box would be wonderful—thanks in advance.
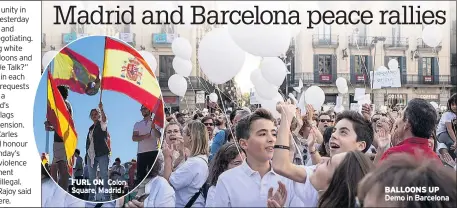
[203,122,214,126]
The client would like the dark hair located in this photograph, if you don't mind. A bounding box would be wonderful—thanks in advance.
[358,153,456,208]
[298,118,311,137]
[57,85,69,100]
[318,126,334,156]
[201,116,213,124]
[193,112,203,120]
[230,109,240,124]
[74,149,80,155]
[115,158,120,162]
[403,98,437,139]
[89,108,99,118]
[335,111,374,153]
[318,151,374,208]
[207,142,240,186]
[147,158,162,178]
[236,108,274,141]
[448,93,457,113]
[176,113,184,119]
[318,112,330,120]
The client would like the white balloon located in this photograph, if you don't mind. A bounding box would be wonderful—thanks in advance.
[251,69,278,100]
[168,74,187,97]
[337,85,349,94]
[198,28,246,84]
[172,57,192,77]
[260,57,287,87]
[42,51,59,68]
[138,51,158,75]
[172,37,192,60]
[304,86,325,110]
[335,77,347,88]
[228,24,291,57]
[422,25,443,48]
[377,66,389,72]
[209,93,218,103]
[388,59,399,70]
[258,92,284,119]
[430,101,439,109]
[334,105,345,113]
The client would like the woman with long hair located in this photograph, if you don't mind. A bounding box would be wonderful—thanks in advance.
[161,122,188,172]
[205,142,245,207]
[436,94,457,159]
[162,121,209,207]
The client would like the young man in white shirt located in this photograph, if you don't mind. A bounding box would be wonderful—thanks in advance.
[213,109,302,207]
[132,105,161,186]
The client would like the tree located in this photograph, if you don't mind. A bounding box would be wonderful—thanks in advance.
[241,93,250,107]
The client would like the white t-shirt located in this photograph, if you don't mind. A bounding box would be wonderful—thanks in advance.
[41,178,86,207]
[205,185,216,207]
[170,155,209,207]
[145,176,176,207]
[133,119,159,153]
[213,160,300,207]
[293,165,319,207]
[437,112,456,135]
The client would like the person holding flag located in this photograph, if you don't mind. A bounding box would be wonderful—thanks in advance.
[44,84,74,191]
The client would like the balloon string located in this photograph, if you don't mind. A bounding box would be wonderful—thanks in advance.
[215,86,244,159]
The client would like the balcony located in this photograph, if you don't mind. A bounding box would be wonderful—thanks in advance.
[383,37,409,50]
[348,36,374,49]
[312,35,339,48]
[158,75,215,92]
[152,33,177,47]
[404,75,452,85]
[417,38,442,52]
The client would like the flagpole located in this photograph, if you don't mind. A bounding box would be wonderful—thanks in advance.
[99,36,108,103]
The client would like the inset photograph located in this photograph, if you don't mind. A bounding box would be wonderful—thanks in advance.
[35,35,164,203]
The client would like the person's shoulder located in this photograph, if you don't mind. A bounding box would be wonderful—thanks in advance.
[219,165,243,181]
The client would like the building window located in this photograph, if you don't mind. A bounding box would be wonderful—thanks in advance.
[318,55,332,75]
[317,24,331,40]
[422,57,433,76]
[354,56,368,74]
[161,24,175,34]
[70,24,85,34]
[159,55,174,76]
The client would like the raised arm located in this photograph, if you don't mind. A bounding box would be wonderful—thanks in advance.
[272,101,307,183]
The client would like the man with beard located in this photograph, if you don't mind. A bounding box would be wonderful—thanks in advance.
[380,98,441,163]
[132,105,161,186]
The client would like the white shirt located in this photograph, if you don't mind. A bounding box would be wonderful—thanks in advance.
[170,155,209,207]
[205,185,216,207]
[213,160,299,207]
[293,165,319,207]
[145,176,176,207]
[133,118,159,153]
[41,178,86,207]
[436,142,448,156]
[437,112,456,135]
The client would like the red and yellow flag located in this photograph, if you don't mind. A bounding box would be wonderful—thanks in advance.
[53,47,100,95]
[46,70,78,175]
[102,37,164,128]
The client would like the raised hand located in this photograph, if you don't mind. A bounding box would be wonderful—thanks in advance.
[276,100,296,120]
[361,104,372,121]
[267,181,287,208]
[375,128,391,149]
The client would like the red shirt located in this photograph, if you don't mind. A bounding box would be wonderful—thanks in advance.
[380,137,441,164]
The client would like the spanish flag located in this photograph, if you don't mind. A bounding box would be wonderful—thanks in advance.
[46,70,78,176]
[53,47,100,95]
[102,37,164,128]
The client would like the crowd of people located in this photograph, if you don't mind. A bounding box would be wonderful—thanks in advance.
[43,86,161,202]
[42,93,457,207]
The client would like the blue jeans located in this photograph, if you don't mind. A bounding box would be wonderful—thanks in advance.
[88,154,110,201]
